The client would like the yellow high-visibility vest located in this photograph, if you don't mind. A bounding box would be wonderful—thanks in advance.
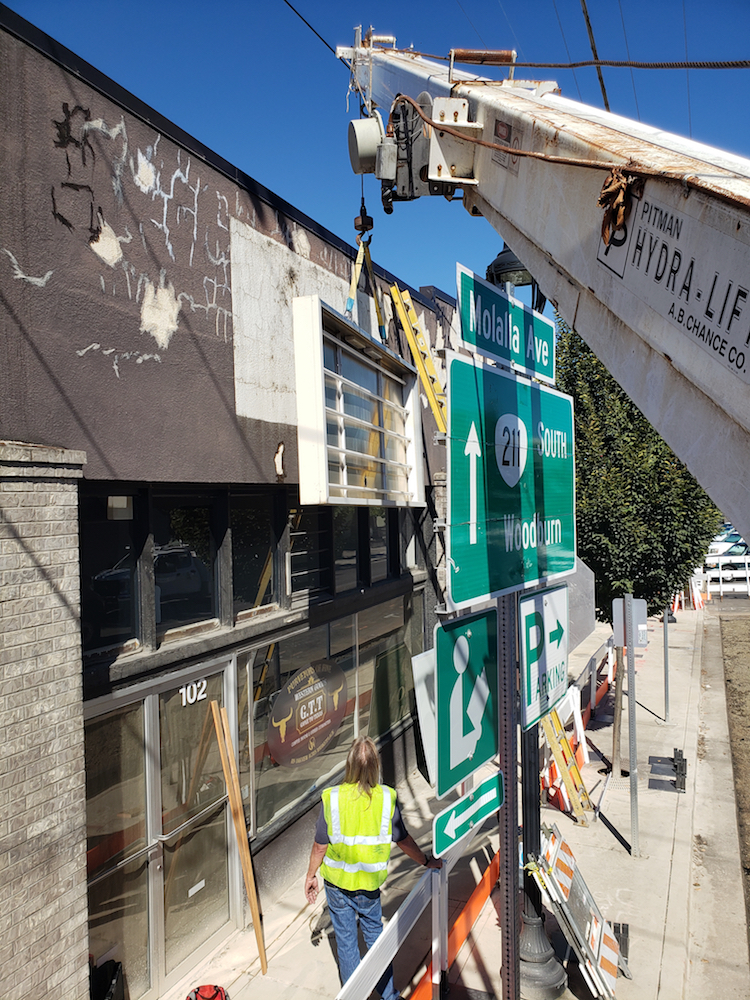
[319,783,396,891]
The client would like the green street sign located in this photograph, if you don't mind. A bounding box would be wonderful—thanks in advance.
[519,585,569,730]
[446,352,576,611]
[433,771,504,857]
[435,609,499,798]
[456,263,556,384]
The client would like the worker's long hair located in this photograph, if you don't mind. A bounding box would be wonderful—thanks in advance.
[344,736,380,800]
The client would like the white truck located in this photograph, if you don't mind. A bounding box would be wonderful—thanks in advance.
[338,29,750,542]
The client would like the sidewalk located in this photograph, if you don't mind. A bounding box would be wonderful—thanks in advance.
[166,605,750,1000]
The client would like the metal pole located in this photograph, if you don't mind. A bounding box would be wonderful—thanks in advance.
[612,646,624,777]
[624,594,640,857]
[663,606,670,724]
[519,725,567,997]
[497,594,520,1000]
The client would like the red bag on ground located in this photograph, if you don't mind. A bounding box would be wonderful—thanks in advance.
[185,988,229,1000]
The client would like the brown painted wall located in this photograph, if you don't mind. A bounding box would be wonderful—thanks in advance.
[0,23,450,489]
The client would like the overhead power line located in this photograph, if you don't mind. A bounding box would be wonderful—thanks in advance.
[281,0,337,57]
[510,57,750,70]
[617,0,640,120]
[579,0,610,111]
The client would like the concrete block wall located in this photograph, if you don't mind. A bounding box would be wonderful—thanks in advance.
[0,442,89,1000]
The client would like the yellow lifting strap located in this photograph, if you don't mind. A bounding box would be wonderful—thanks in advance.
[541,709,594,826]
[345,240,387,343]
[390,283,447,435]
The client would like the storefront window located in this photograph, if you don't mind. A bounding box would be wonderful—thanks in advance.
[231,493,275,615]
[358,597,414,739]
[248,622,356,834]
[289,508,331,598]
[79,494,138,651]
[369,507,389,583]
[334,507,359,592]
[243,597,417,839]
[152,500,214,632]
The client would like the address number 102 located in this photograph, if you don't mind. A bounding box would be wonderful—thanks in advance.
[178,679,208,706]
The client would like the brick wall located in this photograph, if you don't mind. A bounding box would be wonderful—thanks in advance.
[0,442,89,1000]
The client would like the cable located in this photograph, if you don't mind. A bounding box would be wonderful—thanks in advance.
[456,0,489,50]
[510,58,750,70]
[580,0,610,111]
[552,0,583,102]
[281,0,336,56]
[495,0,524,63]
[617,0,640,121]
[683,1,693,138]
[280,0,373,115]
[374,50,750,72]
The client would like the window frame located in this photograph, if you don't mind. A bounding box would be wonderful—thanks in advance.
[293,295,425,508]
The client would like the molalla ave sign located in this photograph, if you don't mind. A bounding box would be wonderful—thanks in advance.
[446,352,576,610]
[456,263,556,384]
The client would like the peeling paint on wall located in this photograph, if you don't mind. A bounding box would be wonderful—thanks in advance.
[140,272,181,349]
[89,218,126,267]
[1,248,53,287]
[36,97,235,373]
[76,342,162,378]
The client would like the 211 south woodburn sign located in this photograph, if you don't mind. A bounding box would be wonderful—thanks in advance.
[446,352,576,609]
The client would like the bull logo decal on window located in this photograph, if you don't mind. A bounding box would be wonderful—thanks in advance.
[272,707,294,743]
[267,660,348,768]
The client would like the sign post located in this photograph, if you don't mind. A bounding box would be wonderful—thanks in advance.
[446,352,576,610]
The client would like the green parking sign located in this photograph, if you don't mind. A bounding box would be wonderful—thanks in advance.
[519,585,569,730]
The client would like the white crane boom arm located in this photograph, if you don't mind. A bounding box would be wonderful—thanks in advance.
[339,39,750,539]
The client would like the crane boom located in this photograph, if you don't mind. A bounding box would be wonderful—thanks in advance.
[339,35,750,540]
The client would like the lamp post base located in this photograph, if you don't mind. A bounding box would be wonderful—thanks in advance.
[519,911,567,1000]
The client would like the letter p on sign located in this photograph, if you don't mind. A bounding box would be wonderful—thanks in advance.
[525,611,544,669]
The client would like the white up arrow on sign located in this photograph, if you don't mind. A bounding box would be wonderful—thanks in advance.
[464,422,481,545]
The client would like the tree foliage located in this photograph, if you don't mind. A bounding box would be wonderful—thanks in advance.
[555,322,721,620]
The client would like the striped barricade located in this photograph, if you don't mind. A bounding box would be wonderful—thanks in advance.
[531,825,622,999]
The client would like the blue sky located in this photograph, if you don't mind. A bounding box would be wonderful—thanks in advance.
[5,0,750,298]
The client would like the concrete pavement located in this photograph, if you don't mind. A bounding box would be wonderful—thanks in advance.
[164,603,750,1000]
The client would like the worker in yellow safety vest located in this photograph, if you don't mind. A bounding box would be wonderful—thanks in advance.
[305,736,442,999]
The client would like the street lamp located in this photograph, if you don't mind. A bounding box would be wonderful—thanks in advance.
[486,246,547,315]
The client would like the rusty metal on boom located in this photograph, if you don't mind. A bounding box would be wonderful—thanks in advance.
[450,48,517,65]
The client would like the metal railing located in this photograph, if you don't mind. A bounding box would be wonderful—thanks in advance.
[334,825,481,1000]
[703,555,750,598]
[574,635,614,720]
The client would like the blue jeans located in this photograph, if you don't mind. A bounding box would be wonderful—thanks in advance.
[324,882,399,1000]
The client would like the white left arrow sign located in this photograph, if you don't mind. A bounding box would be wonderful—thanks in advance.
[444,782,500,840]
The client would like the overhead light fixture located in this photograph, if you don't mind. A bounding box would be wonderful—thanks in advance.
[486,245,547,314]
[486,246,532,286]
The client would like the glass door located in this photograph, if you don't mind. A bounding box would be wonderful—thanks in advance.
[158,672,232,981]
[86,702,154,1000]
[86,666,236,1000]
